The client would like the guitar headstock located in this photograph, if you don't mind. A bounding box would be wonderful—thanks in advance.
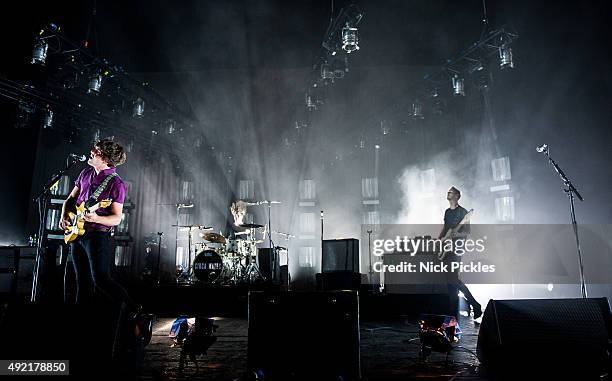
[462,209,475,222]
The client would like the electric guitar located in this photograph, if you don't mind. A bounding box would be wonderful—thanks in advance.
[438,208,474,260]
[63,199,112,244]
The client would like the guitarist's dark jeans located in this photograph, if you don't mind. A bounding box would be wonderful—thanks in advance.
[68,231,132,307]
[67,231,136,364]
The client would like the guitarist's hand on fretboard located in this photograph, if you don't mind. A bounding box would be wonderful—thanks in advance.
[83,212,99,223]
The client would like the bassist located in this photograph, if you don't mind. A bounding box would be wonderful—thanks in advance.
[438,186,482,319]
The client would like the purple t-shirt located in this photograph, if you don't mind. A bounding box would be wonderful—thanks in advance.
[75,166,127,231]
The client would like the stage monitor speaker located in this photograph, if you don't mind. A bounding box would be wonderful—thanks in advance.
[257,248,274,280]
[477,298,612,378]
[0,246,36,299]
[248,291,360,380]
[322,238,359,273]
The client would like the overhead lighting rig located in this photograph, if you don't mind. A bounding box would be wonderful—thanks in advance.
[321,4,363,56]
[1,21,199,149]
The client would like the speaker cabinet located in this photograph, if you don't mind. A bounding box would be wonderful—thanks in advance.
[316,271,361,291]
[0,246,36,299]
[477,298,612,378]
[322,238,359,273]
[248,291,361,380]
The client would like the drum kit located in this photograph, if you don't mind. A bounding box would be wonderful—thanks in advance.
[176,223,269,285]
[161,199,291,285]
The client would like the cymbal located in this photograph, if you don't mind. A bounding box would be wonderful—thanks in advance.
[172,224,213,230]
[239,223,265,229]
[200,232,227,244]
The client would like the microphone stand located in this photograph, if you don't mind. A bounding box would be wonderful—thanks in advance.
[320,211,324,272]
[31,156,82,302]
[156,203,193,282]
[367,229,373,284]
[540,146,586,298]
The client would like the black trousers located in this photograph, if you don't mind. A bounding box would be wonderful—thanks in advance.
[68,231,131,307]
[444,254,480,315]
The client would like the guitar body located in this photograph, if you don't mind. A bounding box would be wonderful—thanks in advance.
[64,199,112,244]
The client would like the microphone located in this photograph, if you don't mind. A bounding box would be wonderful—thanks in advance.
[69,153,87,162]
[536,144,548,153]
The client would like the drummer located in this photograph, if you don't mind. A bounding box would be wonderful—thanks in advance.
[230,200,250,237]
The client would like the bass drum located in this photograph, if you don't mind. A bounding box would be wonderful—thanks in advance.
[193,249,223,283]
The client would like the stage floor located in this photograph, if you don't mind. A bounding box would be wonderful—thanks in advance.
[140,315,480,381]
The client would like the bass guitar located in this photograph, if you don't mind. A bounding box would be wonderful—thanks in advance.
[438,208,474,260]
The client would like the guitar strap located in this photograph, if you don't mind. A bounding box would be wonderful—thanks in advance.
[87,172,119,205]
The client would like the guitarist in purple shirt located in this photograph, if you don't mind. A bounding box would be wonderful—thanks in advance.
[438,186,482,320]
[59,139,135,319]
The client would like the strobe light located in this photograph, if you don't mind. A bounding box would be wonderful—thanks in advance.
[452,74,465,96]
[499,45,514,69]
[133,97,145,117]
[342,25,359,53]
[31,39,48,65]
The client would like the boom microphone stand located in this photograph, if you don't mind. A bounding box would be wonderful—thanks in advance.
[31,155,83,302]
[537,144,587,298]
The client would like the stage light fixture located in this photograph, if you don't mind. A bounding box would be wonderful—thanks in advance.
[499,45,514,69]
[92,128,101,142]
[411,100,424,119]
[321,62,334,81]
[342,25,359,53]
[31,39,48,65]
[14,101,35,129]
[166,119,176,134]
[42,106,54,129]
[133,97,145,117]
[87,73,103,94]
[305,93,316,111]
[452,74,465,96]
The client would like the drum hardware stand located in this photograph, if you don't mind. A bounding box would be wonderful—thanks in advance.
[31,154,82,302]
[156,202,194,282]
[242,228,266,283]
[537,144,587,298]
[171,224,212,283]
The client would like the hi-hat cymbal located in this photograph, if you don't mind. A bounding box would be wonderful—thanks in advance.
[200,232,227,244]
[239,223,265,229]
